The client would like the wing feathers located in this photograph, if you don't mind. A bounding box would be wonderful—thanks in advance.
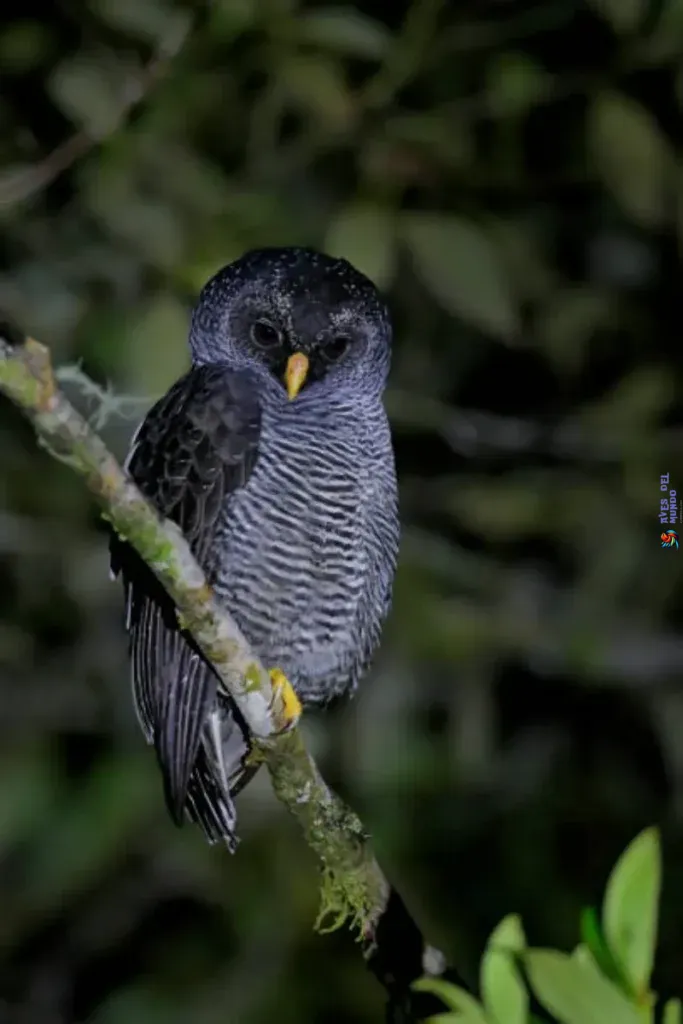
[157,647,214,825]
[110,366,262,842]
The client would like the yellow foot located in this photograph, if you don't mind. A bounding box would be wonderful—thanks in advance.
[268,668,302,731]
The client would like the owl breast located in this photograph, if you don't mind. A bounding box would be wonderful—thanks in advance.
[212,400,394,703]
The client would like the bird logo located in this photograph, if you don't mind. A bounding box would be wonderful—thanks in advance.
[661,530,679,548]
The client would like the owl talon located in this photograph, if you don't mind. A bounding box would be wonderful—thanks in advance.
[268,668,302,730]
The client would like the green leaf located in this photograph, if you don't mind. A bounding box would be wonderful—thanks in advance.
[426,1014,489,1024]
[525,950,641,1024]
[127,296,190,392]
[586,0,645,33]
[280,54,354,131]
[383,113,473,171]
[0,20,52,73]
[579,906,631,991]
[0,753,56,852]
[25,753,157,906]
[664,999,682,1024]
[91,986,184,1024]
[588,92,673,228]
[602,827,661,995]
[325,201,395,287]
[49,53,130,138]
[486,53,549,117]
[209,0,256,40]
[481,914,528,1024]
[571,943,594,966]
[537,287,613,375]
[94,0,190,43]
[413,978,488,1022]
[426,1015,491,1024]
[402,214,518,340]
[580,367,674,439]
[299,8,390,60]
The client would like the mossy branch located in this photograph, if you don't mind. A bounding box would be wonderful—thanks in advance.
[0,330,456,1021]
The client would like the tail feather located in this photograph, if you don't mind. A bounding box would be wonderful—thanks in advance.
[186,744,239,849]
[120,562,256,846]
[184,697,257,849]
[156,648,214,825]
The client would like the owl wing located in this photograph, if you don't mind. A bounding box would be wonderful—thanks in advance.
[110,364,262,835]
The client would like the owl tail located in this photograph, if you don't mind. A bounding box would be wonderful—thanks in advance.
[185,696,257,849]
[155,649,215,827]
[185,744,239,849]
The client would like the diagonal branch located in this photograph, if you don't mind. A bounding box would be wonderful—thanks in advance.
[0,328,464,1021]
[0,14,191,208]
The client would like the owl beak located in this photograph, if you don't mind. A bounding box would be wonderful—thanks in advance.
[285,352,309,400]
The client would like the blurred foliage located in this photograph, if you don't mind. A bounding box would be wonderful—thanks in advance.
[1,0,683,1022]
[419,828,681,1024]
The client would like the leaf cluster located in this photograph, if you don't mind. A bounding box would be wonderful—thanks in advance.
[418,829,679,1024]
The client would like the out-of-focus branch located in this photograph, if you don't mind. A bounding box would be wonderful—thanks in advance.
[0,329,460,1021]
[0,15,191,208]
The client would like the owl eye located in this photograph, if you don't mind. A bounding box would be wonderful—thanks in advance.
[250,319,282,350]
[322,335,351,363]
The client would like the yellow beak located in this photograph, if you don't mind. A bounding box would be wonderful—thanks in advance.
[284,352,309,400]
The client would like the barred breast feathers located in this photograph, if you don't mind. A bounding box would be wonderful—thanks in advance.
[212,393,398,703]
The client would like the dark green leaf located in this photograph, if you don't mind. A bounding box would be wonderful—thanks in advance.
[537,288,614,375]
[402,214,519,340]
[579,906,631,991]
[49,53,130,138]
[0,754,56,852]
[280,55,354,131]
[586,0,645,33]
[486,53,548,117]
[589,93,672,228]
[94,0,190,43]
[0,20,52,73]
[299,8,390,60]
[325,202,395,287]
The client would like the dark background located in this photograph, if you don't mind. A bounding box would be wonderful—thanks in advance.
[1,1,682,1021]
